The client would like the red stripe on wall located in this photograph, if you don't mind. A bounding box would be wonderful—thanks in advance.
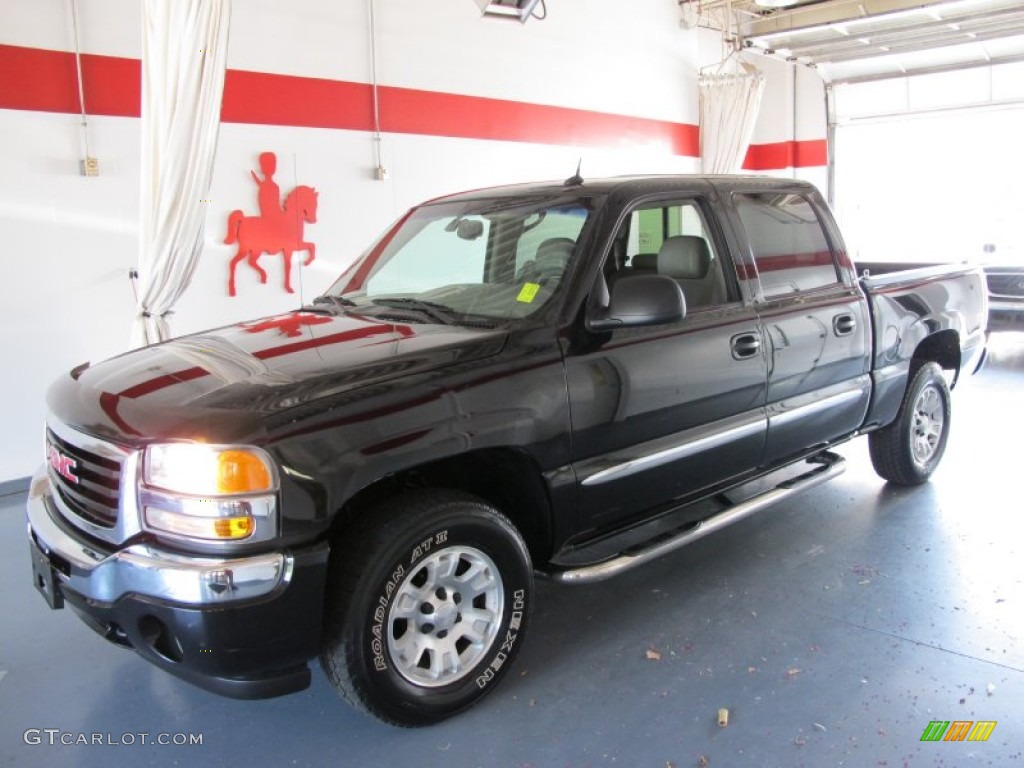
[223,69,700,154]
[221,68,372,131]
[0,44,823,166]
[378,85,699,154]
[0,45,139,116]
[743,139,828,171]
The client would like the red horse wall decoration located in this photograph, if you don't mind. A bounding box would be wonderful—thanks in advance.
[226,152,318,297]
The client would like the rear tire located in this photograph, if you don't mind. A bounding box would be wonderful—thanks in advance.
[320,490,532,726]
[869,361,951,485]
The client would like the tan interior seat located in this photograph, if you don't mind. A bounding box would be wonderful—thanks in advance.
[656,235,725,309]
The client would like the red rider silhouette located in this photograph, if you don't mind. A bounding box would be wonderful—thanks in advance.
[226,151,319,297]
[250,152,285,226]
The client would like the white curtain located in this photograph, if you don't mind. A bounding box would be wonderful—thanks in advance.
[134,0,231,346]
[698,61,766,175]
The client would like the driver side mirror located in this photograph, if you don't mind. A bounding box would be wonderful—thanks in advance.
[589,274,686,331]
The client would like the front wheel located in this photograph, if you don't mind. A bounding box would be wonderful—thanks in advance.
[320,491,533,726]
[869,361,952,485]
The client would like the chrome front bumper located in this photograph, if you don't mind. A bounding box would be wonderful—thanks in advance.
[27,468,293,606]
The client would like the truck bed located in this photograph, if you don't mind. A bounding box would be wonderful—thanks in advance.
[856,258,987,430]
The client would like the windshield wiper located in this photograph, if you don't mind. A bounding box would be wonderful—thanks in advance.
[370,297,456,325]
[311,294,358,309]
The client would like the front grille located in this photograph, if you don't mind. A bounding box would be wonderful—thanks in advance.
[986,272,1024,299]
[46,427,122,528]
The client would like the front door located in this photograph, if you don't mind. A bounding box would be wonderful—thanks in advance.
[565,196,768,537]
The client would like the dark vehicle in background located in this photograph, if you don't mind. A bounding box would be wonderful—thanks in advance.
[27,175,987,726]
[981,244,1024,331]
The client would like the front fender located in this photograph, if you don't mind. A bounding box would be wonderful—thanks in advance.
[266,337,572,545]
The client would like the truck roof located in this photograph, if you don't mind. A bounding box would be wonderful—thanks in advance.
[426,174,820,205]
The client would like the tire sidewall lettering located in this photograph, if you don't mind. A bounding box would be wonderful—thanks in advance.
[370,562,405,672]
[371,530,451,672]
[409,529,449,565]
[368,528,448,671]
[476,588,526,690]
[364,519,530,707]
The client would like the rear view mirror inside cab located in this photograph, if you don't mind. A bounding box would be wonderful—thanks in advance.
[453,219,484,240]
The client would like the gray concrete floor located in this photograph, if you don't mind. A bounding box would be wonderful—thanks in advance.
[2,335,1022,768]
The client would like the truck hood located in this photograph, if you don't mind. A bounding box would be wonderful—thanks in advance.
[48,310,507,444]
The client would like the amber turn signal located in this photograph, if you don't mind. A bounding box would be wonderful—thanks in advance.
[217,450,273,494]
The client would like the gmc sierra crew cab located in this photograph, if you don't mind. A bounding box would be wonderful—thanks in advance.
[27,175,987,726]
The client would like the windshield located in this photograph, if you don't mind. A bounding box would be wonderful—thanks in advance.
[322,196,593,325]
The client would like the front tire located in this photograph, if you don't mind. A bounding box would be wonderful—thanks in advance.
[869,361,952,485]
[320,491,533,726]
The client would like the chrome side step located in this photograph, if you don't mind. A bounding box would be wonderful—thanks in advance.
[543,451,846,585]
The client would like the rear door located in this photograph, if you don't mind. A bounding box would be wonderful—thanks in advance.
[565,193,768,535]
[727,186,871,466]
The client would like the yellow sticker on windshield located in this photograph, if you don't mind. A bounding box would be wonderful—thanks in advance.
[517,282,541,303]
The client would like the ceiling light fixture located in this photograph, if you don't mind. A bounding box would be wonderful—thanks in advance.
[474,0,545,23]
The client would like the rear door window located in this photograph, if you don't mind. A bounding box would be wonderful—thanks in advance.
[735,193,839,297]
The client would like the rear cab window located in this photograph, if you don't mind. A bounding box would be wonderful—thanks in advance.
[734,192,839,298]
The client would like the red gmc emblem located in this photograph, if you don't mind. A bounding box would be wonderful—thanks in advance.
[47,443,79,484]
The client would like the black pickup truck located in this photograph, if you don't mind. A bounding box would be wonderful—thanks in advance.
[27,175,986,726]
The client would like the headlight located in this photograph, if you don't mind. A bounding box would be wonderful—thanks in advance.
[144,444,274,496]
[141,444,278,545]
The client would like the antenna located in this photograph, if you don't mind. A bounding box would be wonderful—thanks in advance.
[564,159,583,187]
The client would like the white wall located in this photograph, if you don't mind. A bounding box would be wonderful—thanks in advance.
[748,54,828,192]
[750,57,827,143]
[0,0,825,482]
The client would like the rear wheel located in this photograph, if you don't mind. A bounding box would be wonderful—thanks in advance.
[869,361,951,485]
[320,491,532,726]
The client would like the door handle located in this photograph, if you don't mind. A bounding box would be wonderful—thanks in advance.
[833,314,856,336]
[731,332,761,360]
